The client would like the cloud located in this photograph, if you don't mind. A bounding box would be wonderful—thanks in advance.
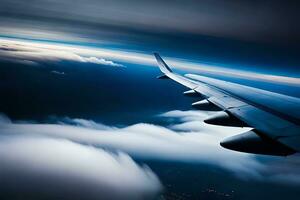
[0,39,124,67]
[160,110,211,122]
[0,112,262,176]
[81,56,124,67]
[1,111,300,187]
[51,70,65,75]
[0,135,162,200]
[55,116,115,130]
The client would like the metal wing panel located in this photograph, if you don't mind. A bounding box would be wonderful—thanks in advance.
[186,73,300,125]
[167,73,199,89]
[228,106,297,137]
[207,96,248,109]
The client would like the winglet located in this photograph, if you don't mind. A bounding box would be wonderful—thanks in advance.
[154,53,173,74]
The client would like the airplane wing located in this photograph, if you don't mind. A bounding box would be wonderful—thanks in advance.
[154,53,300,156]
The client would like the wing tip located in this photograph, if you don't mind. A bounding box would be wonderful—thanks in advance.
[153,52,173,73]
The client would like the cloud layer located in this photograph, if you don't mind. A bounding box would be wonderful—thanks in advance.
[0,38,124,67]
[0,136,161,200]
[1,37,299,86]
[1,109,300,200]
[0,114,162,200]
[0,111,261,176]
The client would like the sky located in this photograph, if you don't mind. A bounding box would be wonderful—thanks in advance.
[0,1,300,200]
[1,0,300,44]
[1,0,300,74]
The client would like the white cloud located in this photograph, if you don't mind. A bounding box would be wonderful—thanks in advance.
[51,70,65,75]
[160,110,212,122]
[57,116,115,130]
[0,135,162,200]
[1,111,300,187]
[81,56,124,67]
[0,112,262,176]
[0,39,124,67]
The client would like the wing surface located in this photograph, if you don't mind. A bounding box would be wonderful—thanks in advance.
[154,53,300,156]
